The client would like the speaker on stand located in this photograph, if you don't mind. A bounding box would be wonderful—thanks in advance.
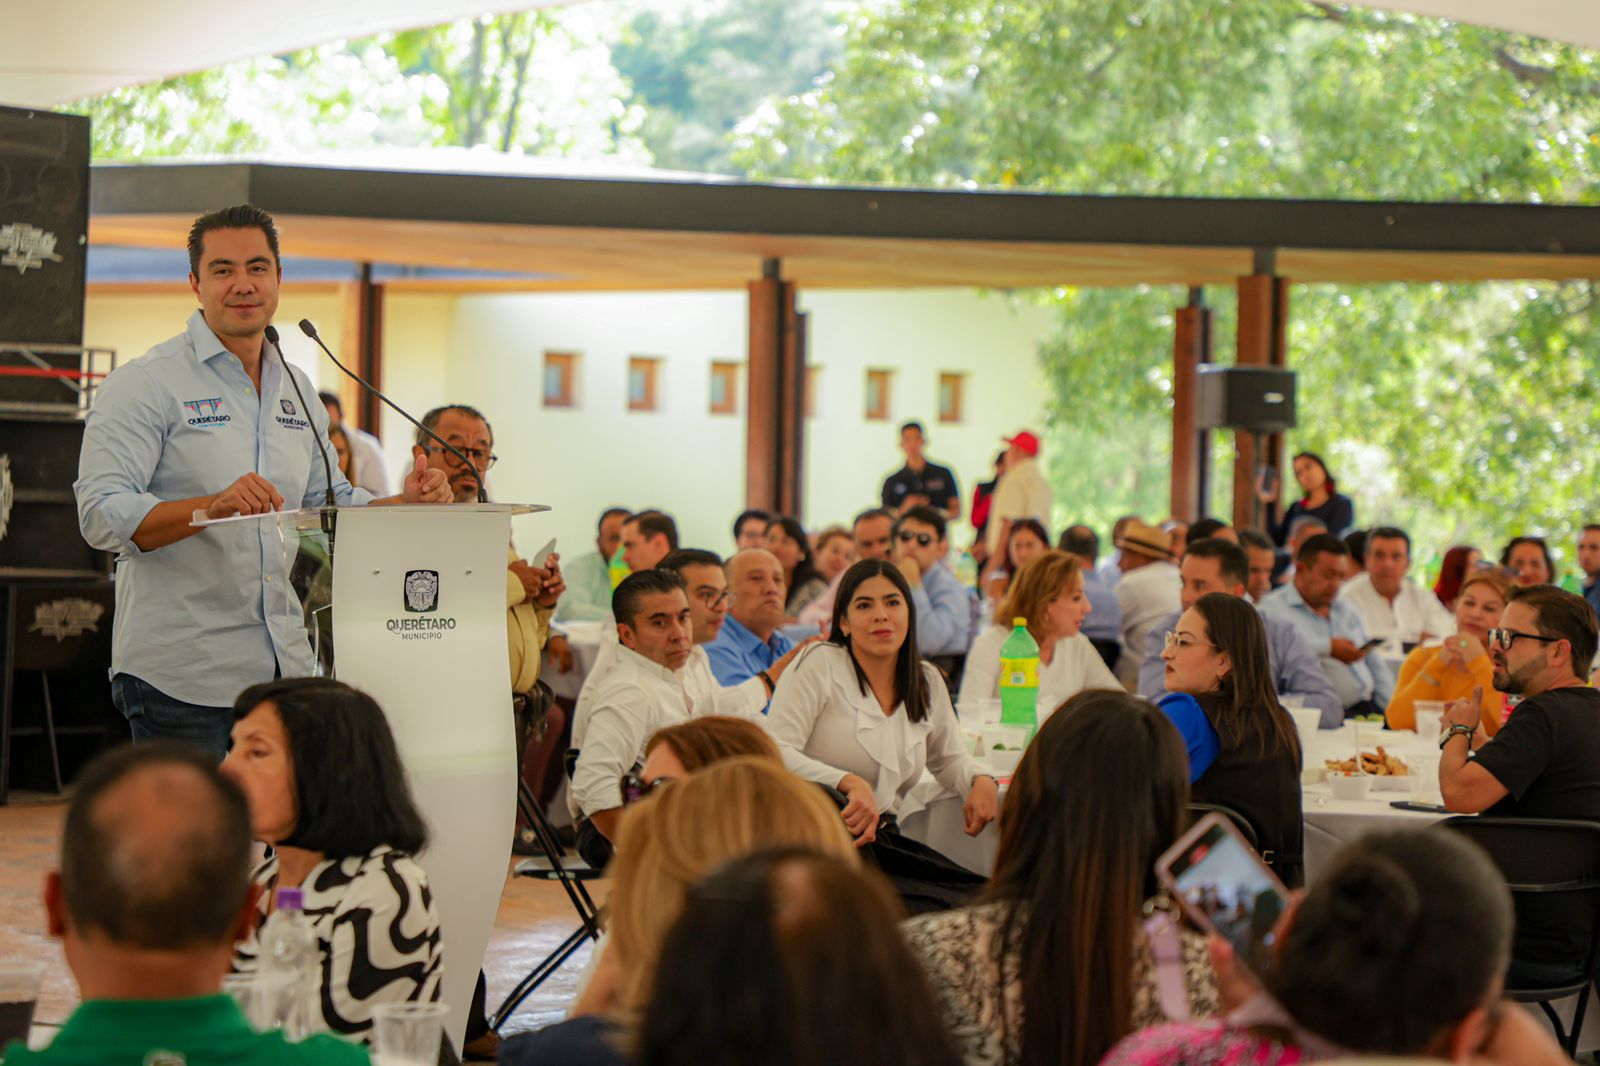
[1195,366,1297,530]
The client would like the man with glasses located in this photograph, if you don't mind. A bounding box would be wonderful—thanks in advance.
[1439,585,1600,818]
[658,548,811,716]
[892,505,974,657]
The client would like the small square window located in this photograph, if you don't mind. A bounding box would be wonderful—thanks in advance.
[628,356,661,412]
[938,372,966,424]
[710,361,741,415]
[544,351,578,408]
[865,368,893,422]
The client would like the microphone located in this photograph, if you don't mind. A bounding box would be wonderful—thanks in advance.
[297,319,487,504]
[265,324,338,550]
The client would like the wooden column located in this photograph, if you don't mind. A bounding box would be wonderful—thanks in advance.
[336,264,384,432]
[746,260,806,517]
[1231,262,1290,530]
[1170,287,1213,522]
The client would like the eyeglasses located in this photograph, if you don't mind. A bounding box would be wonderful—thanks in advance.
[621,770,671,806]
[1487,628,1563,652]
[693,588,732,609]
[421,445,497,471]
[1163,630,1216,652]
[897,531,934,547]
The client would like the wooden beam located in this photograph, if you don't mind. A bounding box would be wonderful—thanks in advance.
[1231,272,1291,530]
[746,262,805,517]
[1170,289,1212,521]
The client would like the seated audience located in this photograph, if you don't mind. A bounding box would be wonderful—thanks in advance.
[1260,534,1390,716]
[1157,592,1304,885]
[905,690,1218,1066]
[882,420,962,519]
[621,509,679,572]
[799,508,892,628]
[658,548,807,716]
[1580,524,1600,619]
[1186,516,1236,544]
[639,715,781,784]
[1387,569,1510,737]
[1261,450,1355,545]
[766,515,827,617]
[1341,528,1367,580]
[224,679,440,1045]
[1501,534,1554,588]
[1059,524,1123,668]
[1162,518,1190,562]
[732,508,771,551]
[1434,543,1482,612]
[705,549,796,699]
[1098,514,1141,586]
[1238,528,1276,604]
[640,849,966,1066]
[1337,525,1453,650]
[1114,520,1182,687]
[1103,828,1566,1066]
[767,559,998,848]
[1440,585,1600,819]
[501,758,857,1066]
[6,742,365,1066]
[1273,514,1327,588]
[556,507,631,623]
[319,389,389,496]
[1137,539,1340,728]
[893,505,975,657]
[813,526,855,584]
[326,424,354,483]
[569,570,695,867]
[982,517,1051,605]
[960,550,1119,714]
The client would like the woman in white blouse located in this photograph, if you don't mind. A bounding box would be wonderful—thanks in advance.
[959,550,1121,717]
[766,558,999,846]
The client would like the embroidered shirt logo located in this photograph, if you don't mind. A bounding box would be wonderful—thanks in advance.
[280,399,297,415]
[182,397,230,426]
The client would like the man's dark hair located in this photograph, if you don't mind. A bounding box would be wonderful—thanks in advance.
[416,403,494,449]
[1344,529,1369,565]
[317,390,342,416]
[1186,537,1250,589]
[233,678,429,856]
[852,507,894,529]
[614,568,688,629]
[1509,585,1600,679]
[659,548,724,577]
[187,204,281,277]
[1058,524,1100,564]
[733,509,770,541]
[1365,526,1410,558]
[1585,524,1600,535]
[62,741,252,949]
[1296,532,1350,568]
[895,505,947,541]
[1188,517,1230,542]
[628,509,680,552]
[599,507,632,532]
[1239,528,1275,552]
[900,420,925,436]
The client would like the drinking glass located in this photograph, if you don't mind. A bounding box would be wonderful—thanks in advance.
[373,1002,448,1066]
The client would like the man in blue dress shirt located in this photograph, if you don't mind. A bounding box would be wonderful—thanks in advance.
[75,205,451,756]
[706,548,795,708]
[891,505,974,657]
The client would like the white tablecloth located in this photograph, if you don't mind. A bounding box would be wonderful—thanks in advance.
[544,621,608,701]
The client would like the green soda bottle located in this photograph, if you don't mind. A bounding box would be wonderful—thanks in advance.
[608,547,631,590]
[999,617,1041,734]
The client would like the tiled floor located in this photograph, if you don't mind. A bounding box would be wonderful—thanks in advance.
[0,793,600,1040]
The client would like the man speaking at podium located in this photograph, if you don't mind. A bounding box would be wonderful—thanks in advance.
[75,205,452,757]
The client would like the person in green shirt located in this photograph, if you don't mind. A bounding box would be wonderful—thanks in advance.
[3,741,368,1066]
[555,507,631,623]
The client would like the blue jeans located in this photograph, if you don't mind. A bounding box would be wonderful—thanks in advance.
[110,673,233,760]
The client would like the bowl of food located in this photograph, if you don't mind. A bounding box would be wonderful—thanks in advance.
[1325,748,1409,790]
[1327,772,1371,801]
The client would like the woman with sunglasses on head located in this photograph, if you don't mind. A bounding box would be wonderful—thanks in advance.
[1156,592,1304,886]
[766,559,999,855]
[1388,568,1511,737]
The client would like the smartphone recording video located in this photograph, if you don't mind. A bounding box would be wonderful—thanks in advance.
[1156,813,1290,975]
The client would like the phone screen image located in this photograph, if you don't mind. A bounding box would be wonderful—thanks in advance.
[1163,818,1289,973]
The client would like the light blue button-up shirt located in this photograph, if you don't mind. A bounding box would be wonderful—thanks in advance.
[1259,582,1392,711]
[75,310,373,706]
[911,562,975,657]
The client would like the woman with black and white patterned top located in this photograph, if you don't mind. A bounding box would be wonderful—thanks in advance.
[223,678,441,1044]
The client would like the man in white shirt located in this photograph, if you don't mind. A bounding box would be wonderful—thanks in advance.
[318,390,391,495]
[1113,519,1181,688]
[984,430,1053,555]
[1338,526,1454,652]
[568,569,694,867]
[658,548,810,715]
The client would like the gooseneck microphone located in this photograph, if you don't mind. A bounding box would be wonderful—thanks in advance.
[265,324,339,556]
[297,319,488,504]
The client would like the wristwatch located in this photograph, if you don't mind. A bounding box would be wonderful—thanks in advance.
[1439,723,1476,749]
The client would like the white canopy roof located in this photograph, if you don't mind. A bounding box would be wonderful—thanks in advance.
[2,1,1593,109]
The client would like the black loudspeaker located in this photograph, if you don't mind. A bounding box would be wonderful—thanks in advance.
[0,106,91,406]
[1195,366,1297,434]
[0,413,108,575]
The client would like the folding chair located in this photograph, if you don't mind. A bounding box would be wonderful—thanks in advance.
[1440,816,1600,1056]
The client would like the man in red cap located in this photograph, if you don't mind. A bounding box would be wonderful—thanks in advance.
[984,429,1053,556]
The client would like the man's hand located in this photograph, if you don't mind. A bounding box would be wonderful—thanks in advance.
[510,554,564,608]
[546,633,575,674]
[837,773,879,847]
[1443,685,1484,732]
[205,473,284,519]
[895,554,923,588]
[1329,637,1368,663]
[402,453,452,504]
[963,775,998,835]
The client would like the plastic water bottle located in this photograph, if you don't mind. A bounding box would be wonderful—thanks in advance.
[608,547,630,590]
[257,887,321,1039]
[999,617,1040,736]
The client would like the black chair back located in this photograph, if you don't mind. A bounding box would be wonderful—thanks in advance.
[1187,802,1260,852]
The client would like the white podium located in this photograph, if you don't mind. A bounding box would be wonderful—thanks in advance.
[199,502,548,1048]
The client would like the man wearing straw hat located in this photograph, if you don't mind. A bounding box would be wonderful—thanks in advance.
[1113,519,1181,688]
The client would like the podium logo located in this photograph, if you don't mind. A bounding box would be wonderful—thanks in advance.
[404,570,440,613]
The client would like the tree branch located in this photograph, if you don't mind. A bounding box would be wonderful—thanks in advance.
[1495,47,1553,86]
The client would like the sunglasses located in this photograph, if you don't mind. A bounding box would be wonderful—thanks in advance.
[897,531,934,547]
[1486,628,1563,652]
[621,770,671,806]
